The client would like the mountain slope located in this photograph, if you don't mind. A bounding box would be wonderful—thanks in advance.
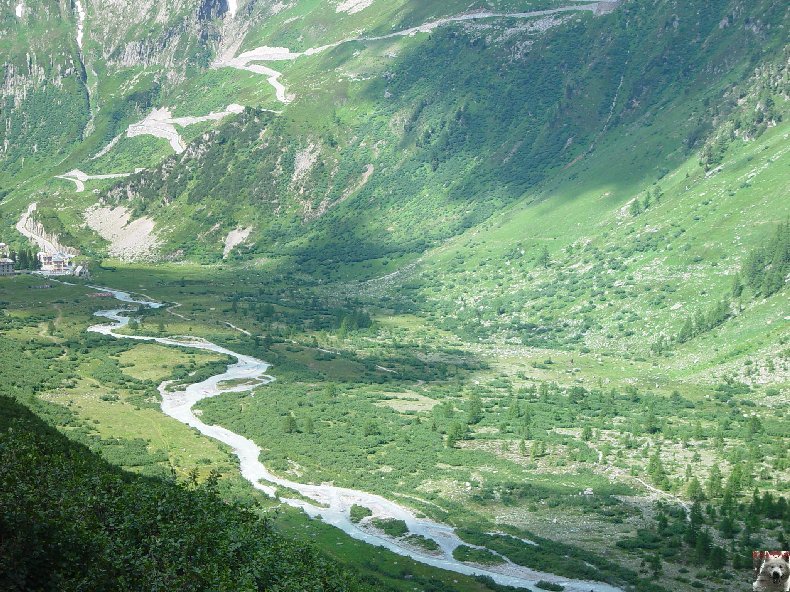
[0,395,363,591]
[65,0,787,268]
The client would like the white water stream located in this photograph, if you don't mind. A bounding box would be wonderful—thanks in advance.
[74,0,86,49]
[86,286,622,592]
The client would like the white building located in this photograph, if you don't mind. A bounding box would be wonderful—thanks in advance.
[73,264,90,279]
[38,251,73,274]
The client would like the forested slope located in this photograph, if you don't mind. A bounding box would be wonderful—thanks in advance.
[84,0,788,269]
[0,395,363,592]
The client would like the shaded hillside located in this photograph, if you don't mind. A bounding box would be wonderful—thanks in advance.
[90,0,787,268]
[0,396,364,592]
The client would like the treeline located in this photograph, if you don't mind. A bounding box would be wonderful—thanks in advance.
[629,186,663,217]
[699,50,787,171]
[457,528,666,592]
[734,222,789,299]
[667,223,788,348]
[226,290,373,338]
[0,396,364,592]
[617,490,790,582]
[675,298,730,344]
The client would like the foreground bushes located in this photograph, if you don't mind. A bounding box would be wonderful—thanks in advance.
[0,396,363,592]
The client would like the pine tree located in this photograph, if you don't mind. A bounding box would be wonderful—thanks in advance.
[706,465,723,499]
[648,553,662,577]
[677,318,694,343]
[648,451,669,490]
[725,463,744,496]
[714,426,725,451]
[446,422,466,448]
[708,545,727,569]
[282,414,297,434]
[694,528,711,562]
[718,514,736,539]
[706,298,730,330]
[685,500,704,546]
[687,477,705,501]
[466,393,483,425]
[731,272,744,298]
[536,246,550,268]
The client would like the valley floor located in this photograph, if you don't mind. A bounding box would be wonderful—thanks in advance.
[1,265,783,592]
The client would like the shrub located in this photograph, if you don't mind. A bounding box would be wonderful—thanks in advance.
[350,504,373,523]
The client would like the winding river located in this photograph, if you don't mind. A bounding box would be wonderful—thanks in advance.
[87,286,622,592]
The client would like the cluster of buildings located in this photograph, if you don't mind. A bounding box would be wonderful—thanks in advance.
[37,251,89,277]
[0,242,89,278]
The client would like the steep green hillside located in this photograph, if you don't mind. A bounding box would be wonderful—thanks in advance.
[27,0,783,268]
[0,0,88,183]
[0,395,362,591]
[398,53,789,368]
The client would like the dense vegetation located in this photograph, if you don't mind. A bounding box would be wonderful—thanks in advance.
[61,0,784,270]
[0,1,788,591]
[0,396,362,591]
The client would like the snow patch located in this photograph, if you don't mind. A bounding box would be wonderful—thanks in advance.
[127,108,185,153]
[227,0,237,18]
[55,168,133,192]
[213,47,299,103]
[15,2,23,17]
[216,4,603,104]
[336,0,373,15]
[170,103,244,126]
[125,105,243,154]
[235,46,301,61]
[74,0,86,49]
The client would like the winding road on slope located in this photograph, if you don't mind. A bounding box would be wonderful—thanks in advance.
[125,105,245,154]
[15,203,78,256]
[56,169,137,193]
[59,2,614,184]
[59,105,246,191]
[215,2,609,103]
[88,286,623,592]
